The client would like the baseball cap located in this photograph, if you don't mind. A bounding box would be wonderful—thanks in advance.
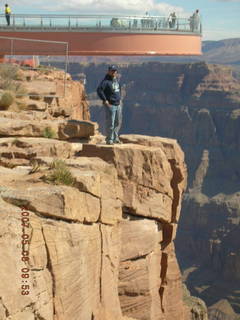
[108,65,118,71]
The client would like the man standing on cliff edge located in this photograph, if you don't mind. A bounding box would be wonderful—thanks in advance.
[97,65,122,145]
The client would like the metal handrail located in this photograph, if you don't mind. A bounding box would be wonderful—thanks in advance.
[0,13,195,18]
[0,13,202,34]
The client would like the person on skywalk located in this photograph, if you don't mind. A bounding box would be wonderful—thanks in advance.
[5,4,11,26]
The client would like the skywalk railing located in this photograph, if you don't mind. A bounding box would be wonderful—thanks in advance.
[0,36,69,98]
[0,14,202,34]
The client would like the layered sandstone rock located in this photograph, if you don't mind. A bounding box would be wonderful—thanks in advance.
[80,136,191,320]
[0,67,89,121]
[0,117,95,140]
[0,137,73,167]
[0,131,192,320]
[0,65,207,320]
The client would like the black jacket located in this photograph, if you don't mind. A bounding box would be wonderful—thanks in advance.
[97,74,121,105]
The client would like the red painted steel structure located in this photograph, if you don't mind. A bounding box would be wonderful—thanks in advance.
[0,31,201,56]
[0,14,202,56]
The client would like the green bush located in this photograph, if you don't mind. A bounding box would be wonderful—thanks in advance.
[43,127,56,139]
[0,65,27,101]
[45,159,75,186]
[50,159,66,170]
[0,64,27,96]
[0,64,19,81]
[0,64,19,91]
[0,80,27,95]
[0,91,15,109]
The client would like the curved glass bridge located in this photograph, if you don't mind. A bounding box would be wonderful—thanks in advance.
[0,14,202,56]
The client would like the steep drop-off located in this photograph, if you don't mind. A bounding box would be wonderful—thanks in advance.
[88,62,240,318]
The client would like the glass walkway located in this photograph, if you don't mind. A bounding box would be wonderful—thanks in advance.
[0,14,202,34]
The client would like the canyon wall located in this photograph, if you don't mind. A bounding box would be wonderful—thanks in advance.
[88,62,240,318]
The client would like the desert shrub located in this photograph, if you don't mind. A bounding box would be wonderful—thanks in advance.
[50,159,66,169]
[29,159,41,174]
[15,83,27,96]
[0,64,27,97]
[45,159,75,186]
[0,91,15,109]
[0,79,14,91]
[43,127,56,139]
[0,64,19,81]
[15,70,25,81]
[0,64,19,90]
[0,80,27,95]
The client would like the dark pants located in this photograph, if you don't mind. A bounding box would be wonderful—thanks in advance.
[104,104,122,143]
[5,14,10,26]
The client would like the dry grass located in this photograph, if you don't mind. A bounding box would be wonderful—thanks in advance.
[0,64,27,100]
[0,91,15,109]
[44,159,76,186]
[43,127,57,139]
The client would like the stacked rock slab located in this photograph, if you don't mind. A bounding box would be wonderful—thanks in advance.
[0,133,191,320]
[80,135,189,320]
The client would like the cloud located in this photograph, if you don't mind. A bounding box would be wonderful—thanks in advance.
[13,0,187,16]
[203,28,240,40]
[211,0,240,2]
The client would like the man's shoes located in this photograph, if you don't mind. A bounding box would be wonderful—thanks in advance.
[114,139,122,144]
[106,139,122,145]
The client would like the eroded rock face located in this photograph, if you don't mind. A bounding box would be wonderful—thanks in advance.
[0,137,73,167]
[0,134,191,320]
[208,299,238,320]
[0,68,97,167]
[88,62,240,316]
[80,136,192,320]
[0,68,89,121]
[177,191,240,314]
[0,118,96,140]
[183,285,208,320]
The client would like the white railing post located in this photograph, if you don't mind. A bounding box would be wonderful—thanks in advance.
[10,38,13,57]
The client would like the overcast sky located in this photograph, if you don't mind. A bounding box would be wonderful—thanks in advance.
[9,0,240,40]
